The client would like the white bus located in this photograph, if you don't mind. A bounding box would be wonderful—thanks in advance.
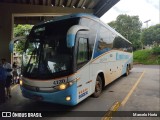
[20,13,133,106]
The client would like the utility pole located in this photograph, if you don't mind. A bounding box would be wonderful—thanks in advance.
[144,19,151,28]
[159,0,160,24]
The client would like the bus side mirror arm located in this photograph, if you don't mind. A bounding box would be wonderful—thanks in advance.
[9,36,26,53]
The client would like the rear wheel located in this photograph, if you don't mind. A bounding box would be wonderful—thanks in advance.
[125,65,130,76]
[92,76,102,98]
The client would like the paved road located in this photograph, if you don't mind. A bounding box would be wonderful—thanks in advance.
[0,65,159,120]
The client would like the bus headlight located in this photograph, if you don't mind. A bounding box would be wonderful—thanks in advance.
[20,80,23,86]
[66,96,71,101]
[57,79,77,91]
[59,83,67,90]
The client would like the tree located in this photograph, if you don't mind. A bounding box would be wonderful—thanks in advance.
[108,14,142,50]
[14,24,33,37]
[13,24,33,54]
[141,24,160,46]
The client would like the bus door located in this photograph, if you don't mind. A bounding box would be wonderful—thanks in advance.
[75,31,91,102]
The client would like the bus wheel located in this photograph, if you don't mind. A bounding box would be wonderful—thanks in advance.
[125,66,130,76]
[92,76,102,98]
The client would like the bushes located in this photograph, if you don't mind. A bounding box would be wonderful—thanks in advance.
[152,46,160,55]
[133,50,151,63]
[133,48,160,65]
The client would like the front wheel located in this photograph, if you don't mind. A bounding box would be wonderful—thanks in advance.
[92,76,102,98]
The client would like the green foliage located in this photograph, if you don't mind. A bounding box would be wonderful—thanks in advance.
[141,24,160,46]
[134,50,150,61]
[108,21,116,29]
[108,14,142,50]
[134,49,160,65]
[14,24,33,37]
[14,24,33,54]
[151,46,160,55]
[14,41,26,54]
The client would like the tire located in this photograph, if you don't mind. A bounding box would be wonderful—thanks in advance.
[92,76,103,98]
[125,65,130,76]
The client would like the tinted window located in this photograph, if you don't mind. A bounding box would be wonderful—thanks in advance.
[113,37,132,53]
[98,26,115,51]
[80,18,99,57]
[77,38,89,69]
[22,18,80,79]
[80,18,98,33]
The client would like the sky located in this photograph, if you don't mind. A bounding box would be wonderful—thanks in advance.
[100,0,160,28]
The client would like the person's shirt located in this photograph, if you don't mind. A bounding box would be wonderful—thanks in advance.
[0,66,7,82]
[3,62,12,76]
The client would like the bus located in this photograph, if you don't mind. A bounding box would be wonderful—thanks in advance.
[20,13,133,106]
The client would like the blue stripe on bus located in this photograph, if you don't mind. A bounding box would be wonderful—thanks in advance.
[116,53,129,60]
[67,34,76,47]
[21,83,77,106]
[93,48,111,58]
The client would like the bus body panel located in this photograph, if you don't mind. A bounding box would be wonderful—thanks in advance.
[73,31,92,103]
[21,82,77,106]
[22,77,67,88]
[21,76,78,105]
[20,13,133,106]
[75,65,90,103]
[91,50,133,86]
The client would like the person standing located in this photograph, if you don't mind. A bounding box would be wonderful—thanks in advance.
[12,62,18,84]
[0,62,7,104]
[1,58,12,98]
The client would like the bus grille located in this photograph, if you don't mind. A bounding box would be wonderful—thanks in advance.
[22,83,58,93]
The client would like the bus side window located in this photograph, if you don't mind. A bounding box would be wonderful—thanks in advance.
[97,26,113,51]
[77,38,89,69]
[113,37,132,53]
[80,18,99,57]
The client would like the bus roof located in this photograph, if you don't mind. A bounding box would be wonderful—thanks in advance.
[35,13,98,26]
[34,13,132,44]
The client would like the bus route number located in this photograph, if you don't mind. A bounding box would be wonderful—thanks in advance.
[53,79,66,85]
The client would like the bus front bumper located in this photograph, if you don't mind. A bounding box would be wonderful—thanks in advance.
[20,83,77,106]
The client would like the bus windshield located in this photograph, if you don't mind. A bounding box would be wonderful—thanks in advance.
[22,18,79,79]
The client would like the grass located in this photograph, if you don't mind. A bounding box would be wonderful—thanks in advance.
[133,49,160,65]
